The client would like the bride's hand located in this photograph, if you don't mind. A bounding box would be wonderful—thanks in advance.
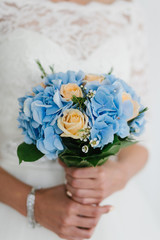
[35,184,112,240]
[60,144,148,205]
[60,159,127,205]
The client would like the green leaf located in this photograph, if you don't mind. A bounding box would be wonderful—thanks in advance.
[77,160,94,168]
[17,142,44,164]
[72,95,86,111]
[102,144,121,155]
[120,139,137,148]
[82,148,116,167]
[61,137,83,155]
[128,107,148,125]
[139,107,148,115]
[59,135,137,168]
[108,67,114,75]
[35,59,47,78]
[83,155,103,167]
[59,150,81,166]
[49,64,55,74]
[96,157,109,166]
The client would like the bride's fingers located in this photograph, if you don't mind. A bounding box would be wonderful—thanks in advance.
[72,195,101,205]
[66,237,84,240]
[76,203,113,217]
[61,233,84,240]
[66,183,102,199]
[65,226,95,239]
[72,215,100,229]
[59,225,94,239]
[66,174,98,189]
[66,166,99,179]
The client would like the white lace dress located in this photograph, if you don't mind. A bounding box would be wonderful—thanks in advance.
[0,0,159,239]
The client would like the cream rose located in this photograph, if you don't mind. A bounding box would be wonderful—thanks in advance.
[84,74,105,83]
[60,83,83,101]
[122,92,140,121]
[58,109,88,139]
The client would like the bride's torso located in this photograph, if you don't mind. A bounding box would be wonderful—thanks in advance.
[0,0,148,187]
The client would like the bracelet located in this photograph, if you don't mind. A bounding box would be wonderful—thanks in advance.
[26,186,41,228]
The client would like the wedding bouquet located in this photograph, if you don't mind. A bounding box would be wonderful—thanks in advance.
[17,61,147,167]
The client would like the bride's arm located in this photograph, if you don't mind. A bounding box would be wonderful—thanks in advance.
[0,167,31,216]
[0,166,111,239]
[117,144,148,183]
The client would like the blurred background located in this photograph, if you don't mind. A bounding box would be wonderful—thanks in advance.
[135,0,160,223]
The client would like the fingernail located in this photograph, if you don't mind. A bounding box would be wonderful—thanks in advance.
[108,206,115,212]
[66,190,72,197]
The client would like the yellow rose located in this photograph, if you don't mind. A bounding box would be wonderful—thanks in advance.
[84,74,105,83]
[58,109,88,139]
[122,92,140,121]
[60,83,83,101]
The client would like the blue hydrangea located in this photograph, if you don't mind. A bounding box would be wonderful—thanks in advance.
[18,70,85,160]
[36,126,64,160]
[84,74,146,147]
[85,82,131,141]
[89,85,122,118]
[129,112,146,136]
[90,114,119,149]
[116,116,130,138]
[103,74,141,104]
[18,111,41,144]
[31,87,72,126]
[45,70,85,89]
[18,95,42,144]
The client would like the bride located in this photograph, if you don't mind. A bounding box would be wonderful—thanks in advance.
[0,0,159,239]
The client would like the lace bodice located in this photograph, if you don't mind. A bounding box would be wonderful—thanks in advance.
[0,0,149,168]
[0,0,147,62]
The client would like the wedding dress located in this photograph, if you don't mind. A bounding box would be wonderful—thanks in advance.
[0,0,159,239]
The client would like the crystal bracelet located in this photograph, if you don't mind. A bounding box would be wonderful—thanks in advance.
[26,186,41,228]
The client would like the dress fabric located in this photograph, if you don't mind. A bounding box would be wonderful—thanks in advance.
[0,0,159,239]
